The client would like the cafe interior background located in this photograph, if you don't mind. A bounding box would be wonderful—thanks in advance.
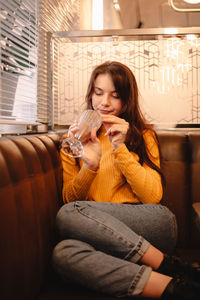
[0,0,200,135]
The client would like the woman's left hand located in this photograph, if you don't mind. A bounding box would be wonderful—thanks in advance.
[102,115,129,150]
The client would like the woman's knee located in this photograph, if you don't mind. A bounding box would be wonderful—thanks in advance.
[56,201,88,221]
[52,239,94,273]
[55,201,92,238]
[56,202,79,227]
[53,239,93,259]
[55,202,76,238]
[57,202,75,217]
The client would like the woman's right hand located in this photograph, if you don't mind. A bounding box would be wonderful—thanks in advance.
[67,122,102,171]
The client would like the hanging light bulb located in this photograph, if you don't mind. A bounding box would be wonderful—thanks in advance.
[169,0,200,11]
[183,0,200,4]
[113,0,120,11]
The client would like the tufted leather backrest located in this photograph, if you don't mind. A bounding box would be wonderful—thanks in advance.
[157,131,190,248]
[0,133,62,299]
[188,132,200,204]
[188,132,200,247]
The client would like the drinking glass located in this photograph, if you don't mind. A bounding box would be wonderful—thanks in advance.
[62,109,102,158]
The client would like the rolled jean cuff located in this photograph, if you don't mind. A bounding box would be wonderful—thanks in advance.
[125,236,151,263]
[128,265,152,296]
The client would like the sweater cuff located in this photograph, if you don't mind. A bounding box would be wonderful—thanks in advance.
[74,163,98,187]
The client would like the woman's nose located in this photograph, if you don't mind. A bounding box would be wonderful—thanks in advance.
[102,94,110,106]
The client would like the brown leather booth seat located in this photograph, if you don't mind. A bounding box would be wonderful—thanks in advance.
[188,133,200,244]
[0,131,200,300]
[158,132,190,248]
[0,134,62,300]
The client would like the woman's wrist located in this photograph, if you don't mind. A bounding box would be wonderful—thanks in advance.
[85,162,99,172]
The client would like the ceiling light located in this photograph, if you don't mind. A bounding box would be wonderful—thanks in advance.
[169,0,200,11]
[164,28,179,34]
[114,3,120,10]
[113,0,120,11]
[183,0,200,3]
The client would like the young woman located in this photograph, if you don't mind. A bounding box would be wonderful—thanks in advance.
[52,61,200,299]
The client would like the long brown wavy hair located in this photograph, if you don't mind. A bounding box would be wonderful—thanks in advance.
[85,61,164,183]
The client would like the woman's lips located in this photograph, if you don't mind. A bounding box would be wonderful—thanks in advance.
[99,110,112,114]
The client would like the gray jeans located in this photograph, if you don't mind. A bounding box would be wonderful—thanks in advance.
[52,201,177,298]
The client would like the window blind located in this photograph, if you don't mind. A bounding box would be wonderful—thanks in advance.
[38,0,80,125]
[0,0,80,134]
[0,0,39,125]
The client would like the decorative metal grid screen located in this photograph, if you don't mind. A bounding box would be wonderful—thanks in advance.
[53,36,200,128]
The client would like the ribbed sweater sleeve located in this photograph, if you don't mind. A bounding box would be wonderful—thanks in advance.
[60,149,97,203]
[113,131,163,204]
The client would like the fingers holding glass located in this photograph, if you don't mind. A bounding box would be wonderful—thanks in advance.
[102,115,129,149]
[62,110,102,158]
[67,121,79,138]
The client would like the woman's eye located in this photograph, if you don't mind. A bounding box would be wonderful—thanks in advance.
[95,91,102,96]
[112,93,120,99]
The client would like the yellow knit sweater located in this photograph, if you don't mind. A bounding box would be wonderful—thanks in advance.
[61,127,163,204]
